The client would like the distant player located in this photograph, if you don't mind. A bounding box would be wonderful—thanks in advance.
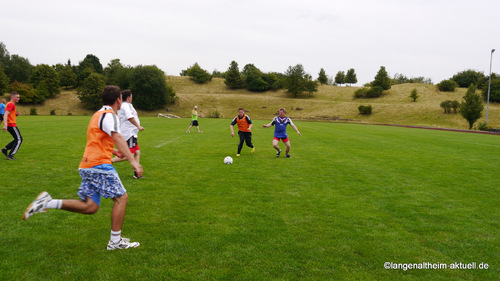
[0,97,6,127]
[262,108,301,158]
[230,108,255,156]
[111,90,144,178]
[22,86,143,250]
[2,92,22,160]
[186,105,202,133]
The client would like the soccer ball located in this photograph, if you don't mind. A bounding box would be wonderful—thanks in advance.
[224,156,233,164]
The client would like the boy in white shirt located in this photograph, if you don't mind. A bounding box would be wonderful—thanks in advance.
[112,90,144,178]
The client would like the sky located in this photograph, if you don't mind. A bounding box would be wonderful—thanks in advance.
[1,0,499,85]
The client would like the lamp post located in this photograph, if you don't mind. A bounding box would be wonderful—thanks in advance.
[485,49,495,125]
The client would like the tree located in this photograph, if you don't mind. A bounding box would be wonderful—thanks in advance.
[59,64,77,88]
[31,64,60,97]
[482,78,500,102]
[452,69,485,88]
[372,66,391,90]
[130,65,177,110]
[242,64,269,91]
[460,84,484,130]
[437,79,458,92]
[0,66,8,94]
[76,54,103,86]
[345,68,357,86]
[186,63,212,84]
[0,42,9,68]
[224,61,244,89]
[334,71,345,86]
[79,54,103,74]
[4,54,33,83]
[77,72,106,110]
[317,68,328,85]
[283,64,313,97]
[409,89,419,102]
[8,81,41,104]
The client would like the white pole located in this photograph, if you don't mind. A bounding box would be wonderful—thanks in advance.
[485,49,495,125]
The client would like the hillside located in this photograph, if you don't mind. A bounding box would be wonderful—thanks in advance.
[17,76,500,130]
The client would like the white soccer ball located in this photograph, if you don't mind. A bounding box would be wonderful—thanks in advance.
[224,156,233,164]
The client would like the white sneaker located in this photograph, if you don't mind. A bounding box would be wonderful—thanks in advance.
[107,238,140,250]
[23,191,52,220]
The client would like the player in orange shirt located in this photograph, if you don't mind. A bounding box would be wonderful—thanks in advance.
[230,108,255,156]
[22,86,143,250]
[2,92,22,160]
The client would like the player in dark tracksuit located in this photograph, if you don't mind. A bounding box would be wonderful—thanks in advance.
[230,108,255,156]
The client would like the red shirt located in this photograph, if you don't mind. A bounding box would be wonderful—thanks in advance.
[6,102,17,127]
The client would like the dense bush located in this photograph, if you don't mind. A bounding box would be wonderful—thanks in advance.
[437,79,458,92]
[358,105,373,115]
[482,78,500,102]
[452,69,485,88]
[440,100,459,113]
[354,86,383,98]
[187,63,212,84]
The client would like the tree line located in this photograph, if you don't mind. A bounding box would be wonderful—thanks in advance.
[0,42,176,110]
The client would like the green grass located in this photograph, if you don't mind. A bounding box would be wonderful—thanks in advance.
[0,116,498,280]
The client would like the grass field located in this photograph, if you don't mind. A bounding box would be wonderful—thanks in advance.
[0,116,498,280]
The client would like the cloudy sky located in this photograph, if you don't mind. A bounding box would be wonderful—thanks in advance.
[1,0,499,85]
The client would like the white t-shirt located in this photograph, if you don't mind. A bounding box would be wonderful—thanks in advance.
[117,102,140,140]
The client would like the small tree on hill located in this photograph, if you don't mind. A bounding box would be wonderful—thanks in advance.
[283,64,311,97]
[345,68,357,86]
[372,66,391,90]
[460,84,484,129]
[317,68,328,85]
[334,71,345,86]
[409,89,419,102]
[224,61,244,89]
[187,63,212,84]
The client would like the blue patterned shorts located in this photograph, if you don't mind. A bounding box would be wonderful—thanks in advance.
[77,167,126,205]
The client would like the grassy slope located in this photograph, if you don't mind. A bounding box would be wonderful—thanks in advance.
[18,76,500,129]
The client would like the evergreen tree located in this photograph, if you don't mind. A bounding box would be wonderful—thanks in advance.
[317,68,328,85]
[460,84,484,129]
[224,61,244,89]
[372,66,391,90]
[345,68,357,86]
